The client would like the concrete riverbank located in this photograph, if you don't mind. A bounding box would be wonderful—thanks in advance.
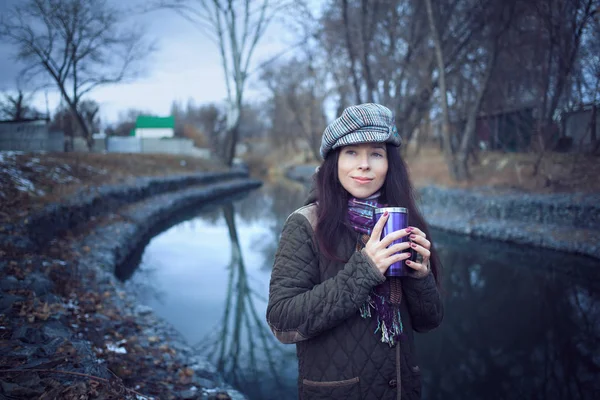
[286,165,600,261]
[1,170,260,399]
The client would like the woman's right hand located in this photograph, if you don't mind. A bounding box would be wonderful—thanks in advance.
[363,211,412,276]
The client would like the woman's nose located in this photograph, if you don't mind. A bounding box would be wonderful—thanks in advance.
[357,154,370,170]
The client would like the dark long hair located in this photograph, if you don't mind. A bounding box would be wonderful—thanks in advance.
[306,144,442,284]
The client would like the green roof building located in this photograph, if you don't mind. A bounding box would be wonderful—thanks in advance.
[133,115,175,138]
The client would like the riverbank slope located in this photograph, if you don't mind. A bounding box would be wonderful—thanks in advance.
[1,152,259,400]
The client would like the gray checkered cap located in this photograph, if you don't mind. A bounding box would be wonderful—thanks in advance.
[319,103,401,159]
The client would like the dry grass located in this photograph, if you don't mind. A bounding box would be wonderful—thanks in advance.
[404,145,600,194]
[0,152,225,223]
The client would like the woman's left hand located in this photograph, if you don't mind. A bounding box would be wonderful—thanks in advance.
[406,226,431,276]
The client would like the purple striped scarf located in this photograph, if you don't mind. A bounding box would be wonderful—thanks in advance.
[347,193,404,347]
[347,193,381,235]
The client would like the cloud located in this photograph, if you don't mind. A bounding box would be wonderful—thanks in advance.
[0,0,291,124]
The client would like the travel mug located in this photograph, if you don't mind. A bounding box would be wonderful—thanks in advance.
[373,207,413,277]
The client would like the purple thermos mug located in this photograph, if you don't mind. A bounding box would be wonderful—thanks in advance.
[374,207,412,277]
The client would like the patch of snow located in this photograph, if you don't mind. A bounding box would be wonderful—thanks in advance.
[0,152,45,196]
[49,167,78,184]
[64,299,79,310]
[106,342,127,354]
[135,394,155,400]
[0,151,23,163]
[6,169,35,192]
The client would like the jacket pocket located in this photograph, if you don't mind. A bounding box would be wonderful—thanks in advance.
[302,377,360,400]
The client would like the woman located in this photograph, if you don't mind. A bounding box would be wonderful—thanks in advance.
[267,103,443,400]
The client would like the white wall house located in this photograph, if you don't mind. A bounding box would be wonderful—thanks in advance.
[133,116,175,138]
[135,127,175,139]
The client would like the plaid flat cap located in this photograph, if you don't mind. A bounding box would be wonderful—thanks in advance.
[319,103,401,159]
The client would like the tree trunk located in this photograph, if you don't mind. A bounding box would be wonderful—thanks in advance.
[342,0,363,104]
[63,100,92,152]
[222,91,243,167]
[223,122,240,167]
[456,44,497,181]
[424,0,456,179]
[360,0,376,102]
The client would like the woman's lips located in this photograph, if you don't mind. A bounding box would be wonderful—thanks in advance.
[352,177,373,184]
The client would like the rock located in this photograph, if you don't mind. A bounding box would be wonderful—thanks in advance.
[25,272,54,296]
[0,233,35,252]
[12,326,46,344]
[42,321,72,340]
[0,294,23,313]
[8,343,41,358]
[134,304,154,316]
[179,386,201,399]
[0,380,44,397]
[11,372,41,387]
[38,293,63,306]
[0,275,22,291]
[196,377,217,389]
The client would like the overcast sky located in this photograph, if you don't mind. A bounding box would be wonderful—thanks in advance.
[0,0,307,125]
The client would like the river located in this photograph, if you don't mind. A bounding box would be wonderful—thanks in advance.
[118,180,600,400]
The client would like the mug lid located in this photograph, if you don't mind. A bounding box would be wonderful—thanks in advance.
[374,207,408,214]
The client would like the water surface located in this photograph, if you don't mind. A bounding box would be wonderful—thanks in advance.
[120,181,600,400]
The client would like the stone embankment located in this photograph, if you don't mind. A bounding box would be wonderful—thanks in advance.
[418,186,600,260]
[1,170,260,399]
[285,165,600,261]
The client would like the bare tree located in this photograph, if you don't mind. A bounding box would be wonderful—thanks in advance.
[154,0,287,166]
[105,108,154,137]
[0,0,153,150]
[530,0,598,173]
[322,0,433,140]
[261,54,328,161]
[454,0,518,180]
[0,89,43,121]
[425,0,456,179]
[341,0,365,103]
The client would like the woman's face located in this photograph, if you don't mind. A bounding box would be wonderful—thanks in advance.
[337,143,388,199]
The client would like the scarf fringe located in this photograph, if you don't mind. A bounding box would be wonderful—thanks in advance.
[359,292,403,347]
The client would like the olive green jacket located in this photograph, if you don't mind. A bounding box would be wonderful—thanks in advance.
[267,204,444,400]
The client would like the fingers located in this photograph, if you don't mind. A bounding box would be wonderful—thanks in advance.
[408,226,427,240]
[405,233,430,275]
[369,212,389,243]
[404,259,429,275]
[409,233,430,249]
[409,241,431,259]
[382,241,410,256]
[381,245,411,260]
[380,228,411,248]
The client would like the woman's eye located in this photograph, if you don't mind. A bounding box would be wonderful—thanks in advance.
[372,152,384,158]
[345,150,356,155]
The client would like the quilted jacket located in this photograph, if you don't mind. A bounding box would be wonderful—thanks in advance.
[267,204,443,400]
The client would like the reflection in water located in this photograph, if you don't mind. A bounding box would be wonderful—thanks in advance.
[237,180,308,270]
[195,204,296,399]
[123,181,600,400]
[419,231,600,400]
